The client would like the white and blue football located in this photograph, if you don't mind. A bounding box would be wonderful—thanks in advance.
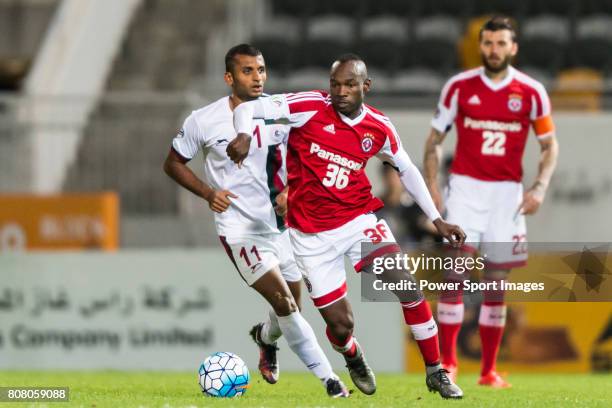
[198,352,250,397]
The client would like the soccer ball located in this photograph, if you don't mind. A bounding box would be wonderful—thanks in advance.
[198,352,250,397]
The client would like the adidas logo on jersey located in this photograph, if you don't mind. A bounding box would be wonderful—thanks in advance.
[468,95,481,105]
[323,124,335,134]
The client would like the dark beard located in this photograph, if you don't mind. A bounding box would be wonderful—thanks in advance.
[482,54,512,73]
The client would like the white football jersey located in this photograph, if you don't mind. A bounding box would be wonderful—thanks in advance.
[172,96,289,238]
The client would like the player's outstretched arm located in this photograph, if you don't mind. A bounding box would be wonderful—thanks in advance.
[227,101,253,165]
[520,134,559,215]
[227,99,266,165]
[163,148,236,213]
[230,93,308,165]
[423,127,447,212]
[226,132,251,166]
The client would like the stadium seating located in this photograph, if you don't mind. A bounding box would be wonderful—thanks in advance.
[392,67,445,94]
[473,0,526,17]
[400,15,461,81]
[360,15,408,42]
[0,0,58,91]
[269,0,311,17]
[285,67,331,92]
[307,14,354,43]
[261,0,612,95]
[522,15,571,42]
[367,68,394,93]
[579,0,612,16]
[300,14,354,68]
[552,68,604,110]
[362,0,413,18]
[408,16,460,74]
[414,15,462,42]
[357,16,408,73]
[252,17,301,75]
[519,15,570,74]
[528,0,579,16]
[414,0,474,18]
[314,0,363,17]
[252,37,296,76]
[573,15,612,71]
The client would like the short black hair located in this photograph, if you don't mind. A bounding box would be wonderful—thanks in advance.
[479,16,517,42]
[225,44,262,74]
[332,53,369,80]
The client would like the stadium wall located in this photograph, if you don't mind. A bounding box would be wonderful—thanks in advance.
[0,250,404,372]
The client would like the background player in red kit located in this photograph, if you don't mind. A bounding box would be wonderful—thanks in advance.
[229,54,466,399]
[423,17,559,388]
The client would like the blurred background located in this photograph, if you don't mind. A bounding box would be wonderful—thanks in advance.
[1,0,611,374]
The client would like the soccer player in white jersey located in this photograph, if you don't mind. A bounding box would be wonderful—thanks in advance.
[163,44,348,397]
[423,17,559,388]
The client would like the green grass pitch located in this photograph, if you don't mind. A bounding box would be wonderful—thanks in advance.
[0,371,610,407]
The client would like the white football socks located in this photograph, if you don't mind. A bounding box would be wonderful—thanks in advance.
[276,311,335,383]
[261,309,282,345]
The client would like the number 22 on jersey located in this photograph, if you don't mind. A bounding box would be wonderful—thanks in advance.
[481,131,506,156]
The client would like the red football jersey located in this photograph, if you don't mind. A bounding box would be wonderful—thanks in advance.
[254,91,412,233]
[431,66,555,182]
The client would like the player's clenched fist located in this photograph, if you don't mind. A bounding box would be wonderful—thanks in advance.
[433,218,466,247]
[227,133,252,166]
[274,189,288,218]
[205,190,238,213]
[519,185,545,215]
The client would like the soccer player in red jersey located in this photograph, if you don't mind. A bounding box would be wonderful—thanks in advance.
[228,54,466,399]
[423,17,559,388]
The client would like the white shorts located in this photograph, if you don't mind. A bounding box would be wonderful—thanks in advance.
[445,174,527,269]
[219,229,301,286]
[289,213,400,309]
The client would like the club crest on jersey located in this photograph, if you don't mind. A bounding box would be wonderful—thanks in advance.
[361,133,374,152]
[507,94,523,112]
[270,95,283,107]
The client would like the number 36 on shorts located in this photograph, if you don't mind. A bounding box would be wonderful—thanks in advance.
[362,219,396,244]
